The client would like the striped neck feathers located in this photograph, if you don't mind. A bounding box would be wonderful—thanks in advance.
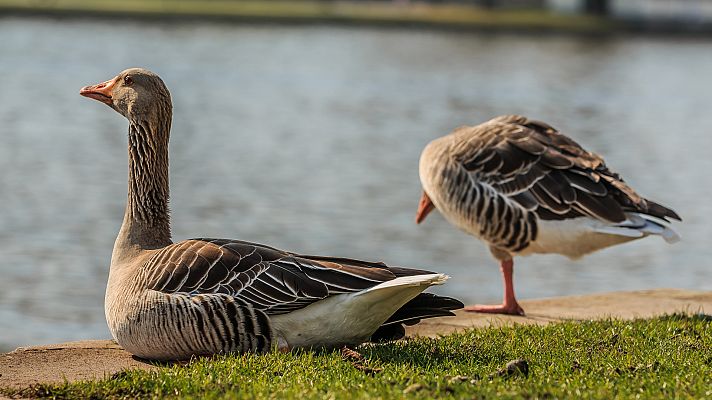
[118,111,173,252]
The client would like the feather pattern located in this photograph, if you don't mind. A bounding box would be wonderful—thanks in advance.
[89,68,464,362]
[144,238,397,313]
[108,237,463,361]
[419,115,681,259]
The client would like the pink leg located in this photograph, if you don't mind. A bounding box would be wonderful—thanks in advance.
[464,259,525,316]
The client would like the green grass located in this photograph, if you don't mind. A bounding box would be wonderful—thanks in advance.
[7,315,712,399]
[0,0,616,33]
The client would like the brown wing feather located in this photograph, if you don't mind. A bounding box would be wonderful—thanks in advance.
[142,238,452,316]
[143,239,402,315]
[456,115,680,223]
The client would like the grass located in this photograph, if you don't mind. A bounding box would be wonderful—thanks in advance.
[5,314,711,399]
[0,0,616,33]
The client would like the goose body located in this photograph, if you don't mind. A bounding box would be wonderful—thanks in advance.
[82,68,461,361]
[417,115,680,315]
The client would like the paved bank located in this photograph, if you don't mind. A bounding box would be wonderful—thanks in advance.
[1,288,710,391]
[406,288,712,337]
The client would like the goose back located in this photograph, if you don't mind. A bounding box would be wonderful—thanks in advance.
[419,115,680,259]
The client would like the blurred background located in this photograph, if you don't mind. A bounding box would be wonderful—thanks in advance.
[1,0,711,351]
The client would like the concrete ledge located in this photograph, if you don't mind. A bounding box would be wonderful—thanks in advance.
[0,340,154,391]
[406,288,712,337]
[1,289,710,390]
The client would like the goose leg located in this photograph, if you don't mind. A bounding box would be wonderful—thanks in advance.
[464,259,525,315]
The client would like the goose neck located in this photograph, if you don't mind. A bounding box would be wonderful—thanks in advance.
[114,117,172,260]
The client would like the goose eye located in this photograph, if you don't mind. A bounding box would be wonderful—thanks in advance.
[124,76,133,85]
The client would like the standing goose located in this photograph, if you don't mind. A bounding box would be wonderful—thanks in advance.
[416,115,680,315]
[80,68,462,361]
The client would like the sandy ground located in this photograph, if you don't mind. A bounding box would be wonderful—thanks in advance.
[1,288,710,392]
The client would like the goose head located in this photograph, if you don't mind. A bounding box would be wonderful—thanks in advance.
[80,68,172,128]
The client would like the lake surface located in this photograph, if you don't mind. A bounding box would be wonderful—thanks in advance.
[0,17,710,351]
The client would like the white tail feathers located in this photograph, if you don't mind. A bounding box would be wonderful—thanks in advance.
[635,214,681,244]
[270,273,449,349]
[593,226,644,238]
[594,213,681,244]
[356,273,449,296]
[661,226,681,244]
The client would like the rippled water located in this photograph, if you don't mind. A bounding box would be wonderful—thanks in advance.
[0,17,710,351]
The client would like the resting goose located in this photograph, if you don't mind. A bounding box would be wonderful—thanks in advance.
[416,115,680,315]
[80,68,462,361]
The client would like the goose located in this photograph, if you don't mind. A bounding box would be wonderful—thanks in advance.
[79,68,462,361]
[416,115,680,315]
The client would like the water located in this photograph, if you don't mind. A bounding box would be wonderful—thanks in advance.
[0,17,710,351]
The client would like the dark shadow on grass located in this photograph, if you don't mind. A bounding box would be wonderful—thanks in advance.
[130,354,185,367]
[130,351,245,368]
[358,338,494,370]
[658,312,712,322]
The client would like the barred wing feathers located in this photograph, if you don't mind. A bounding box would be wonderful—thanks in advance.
[452,115,681,224]
[144,238,405,315]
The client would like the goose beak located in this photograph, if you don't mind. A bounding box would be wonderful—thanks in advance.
[415,191,435,224]
[80,76,118,105]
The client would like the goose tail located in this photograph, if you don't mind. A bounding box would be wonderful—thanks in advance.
[355,273,448,296]
[595,213,681,244]
[365,274,463,342]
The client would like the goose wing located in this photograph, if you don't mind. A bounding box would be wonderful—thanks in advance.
[144,238,415,315]
[452,115,681,223]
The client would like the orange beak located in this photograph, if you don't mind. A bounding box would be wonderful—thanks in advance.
[415,190,435,224]
[79,76,118,105]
